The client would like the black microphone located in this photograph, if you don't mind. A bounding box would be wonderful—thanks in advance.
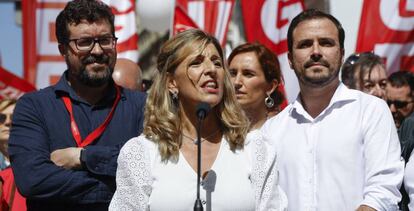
[194,102,210,211]
[196,102,210,120]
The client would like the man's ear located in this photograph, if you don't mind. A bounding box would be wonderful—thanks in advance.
[341,48,345,64]
[58,44,66,57]
[287,52,294,70]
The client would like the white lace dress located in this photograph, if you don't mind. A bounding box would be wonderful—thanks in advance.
[109,130,287,211]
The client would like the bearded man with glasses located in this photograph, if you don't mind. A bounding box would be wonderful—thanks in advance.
[8,0,146,210]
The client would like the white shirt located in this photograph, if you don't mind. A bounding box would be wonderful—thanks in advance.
[109,130,287,211]
[262,83,404,211]
[404,152,414,210]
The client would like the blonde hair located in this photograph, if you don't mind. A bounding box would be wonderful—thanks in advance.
[0,99,17,112]
[144,29,250,162]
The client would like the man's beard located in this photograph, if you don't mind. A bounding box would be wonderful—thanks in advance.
[79,55,113,87]
[300,71,339,87]
[295,59,340,88]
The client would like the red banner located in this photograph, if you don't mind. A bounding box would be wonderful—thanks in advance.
[0,66,36,100]
[172,4,199,36]
[173,0,234,46]
[241,0,304,103]
[22,0,139,89]
[356,0,414,73]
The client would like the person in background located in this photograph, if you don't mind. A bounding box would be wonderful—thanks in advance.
[0,100,15,169]
[341,52,387,99]
[387,71,414,129]
[112,58,143,91]
[387,71,414,211]
[110,29,287,211]
[262,9,403,210]
[228,42,284,130]
[8,0,146,210]
[0,99,26,211]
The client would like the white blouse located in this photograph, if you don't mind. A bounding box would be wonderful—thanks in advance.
[109,130,287,211]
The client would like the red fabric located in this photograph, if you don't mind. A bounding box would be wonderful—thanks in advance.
[172,4,200,36]
[356,0,414,72]
[0,168,26,211]
[22,0,38,85]
[240,0,304,55]
[172,0,234,46]
[0,66,36,100]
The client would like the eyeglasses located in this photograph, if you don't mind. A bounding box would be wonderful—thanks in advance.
[68,37,118,52]
[0,113,12,125]
[387,100,413,109]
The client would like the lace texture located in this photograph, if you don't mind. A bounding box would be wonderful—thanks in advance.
[249,129,288,211]
[109,136,153,211]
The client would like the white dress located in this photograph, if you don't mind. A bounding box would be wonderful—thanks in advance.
[109,130,287,211]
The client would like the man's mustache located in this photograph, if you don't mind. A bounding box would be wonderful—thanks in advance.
[304,59,329,68]
[82,55,109,64]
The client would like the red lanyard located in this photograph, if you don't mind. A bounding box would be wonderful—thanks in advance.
[61,86,121,147]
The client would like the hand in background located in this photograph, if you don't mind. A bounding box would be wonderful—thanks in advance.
[51,147,82,170]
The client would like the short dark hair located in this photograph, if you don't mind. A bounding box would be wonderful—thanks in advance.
[55,0,115,44]
[228,42,285,108]
[388,71,414,95]
[341,52,385,89]
[287,9,345,53]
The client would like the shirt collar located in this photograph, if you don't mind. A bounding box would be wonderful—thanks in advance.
[54,70,126,106]
[289,82,357,121]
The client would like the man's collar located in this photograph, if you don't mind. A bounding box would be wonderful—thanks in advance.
[289,83,357,121]
[54,70,125,106]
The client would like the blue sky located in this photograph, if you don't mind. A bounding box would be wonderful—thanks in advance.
[0,2,23,77]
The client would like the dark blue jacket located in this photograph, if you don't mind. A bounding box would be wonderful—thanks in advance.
[9,72,146,210]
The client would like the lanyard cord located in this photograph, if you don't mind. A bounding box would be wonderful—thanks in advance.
[61,85,121,147]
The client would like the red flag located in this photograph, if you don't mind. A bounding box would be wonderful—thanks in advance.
[173,0,234,46]
[103,0,139,60]
[241,0,304,104]
[0,66,36,100]
[22,0,139,89]
[172,4,200,36]
[356,0,414,73]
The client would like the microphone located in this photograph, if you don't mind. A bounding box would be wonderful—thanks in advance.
[196,102,210,120]
[194,102,210,211]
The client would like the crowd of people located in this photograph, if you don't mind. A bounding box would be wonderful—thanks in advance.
[0,0,414,210]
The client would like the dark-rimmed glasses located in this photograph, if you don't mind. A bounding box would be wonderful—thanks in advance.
[387,100,413,109]
[68,37,118,52]
[0,113,12,125]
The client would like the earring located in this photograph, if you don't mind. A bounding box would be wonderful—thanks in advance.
[171,91,178,100]
[265,95,274,108]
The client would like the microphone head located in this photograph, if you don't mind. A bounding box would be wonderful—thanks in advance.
[196,102,211,120]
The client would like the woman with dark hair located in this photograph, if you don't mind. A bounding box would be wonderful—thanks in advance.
[110,30,287,210]
[228,42,284,130]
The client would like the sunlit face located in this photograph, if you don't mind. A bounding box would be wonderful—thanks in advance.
[0,104,15,157]
[288,18,343,87]
[169,43,225,109]
[355,65,387,99]
[63,19,117,87]
[386,85,414,128]
[229,52,273,112]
